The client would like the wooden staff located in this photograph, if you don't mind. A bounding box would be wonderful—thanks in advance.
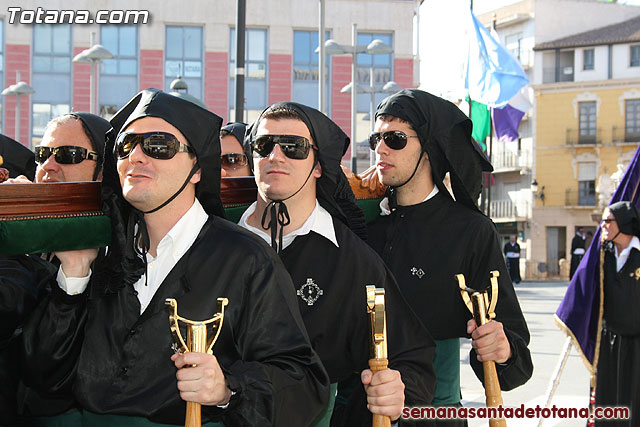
[456,272,506,427]
[166,298,229,427]
[366,285,391,427]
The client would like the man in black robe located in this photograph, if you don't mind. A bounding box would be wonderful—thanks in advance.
[367,89,533,425]
[239,102,436,425]
[21,90,328,426]
[1,112,111,424]
[570,227,586,279]
[596,201,640,426]
[503,235,521,284]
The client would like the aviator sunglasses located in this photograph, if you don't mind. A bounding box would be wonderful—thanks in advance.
[368,130,420,151]
[221,153,248,170]
[34,145,100,165]
[115,131,194,160]
[252,134,317,160]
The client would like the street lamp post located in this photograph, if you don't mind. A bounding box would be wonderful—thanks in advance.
[318,31,393,173]
[343,78,401,166]
[72,33,113,116]
[2,71,35,144]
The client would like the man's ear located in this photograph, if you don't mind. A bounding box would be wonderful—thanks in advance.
[190,167,202,184]
[313,161,322,179]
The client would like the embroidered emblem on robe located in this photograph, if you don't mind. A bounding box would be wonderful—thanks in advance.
[297,278,324,306]
[410,267,425,278]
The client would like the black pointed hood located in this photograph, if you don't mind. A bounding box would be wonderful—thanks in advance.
[67,112,111,180]
[376,89,492,211]
[609,201,640,237]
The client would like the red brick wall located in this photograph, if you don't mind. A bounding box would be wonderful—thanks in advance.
[139,49,164,91]
[205,51,228,122]
[330,55,352,162]
[72,47,91,113]
[4,44,31,147]
[394,58,414,91]
[268,54,292,105]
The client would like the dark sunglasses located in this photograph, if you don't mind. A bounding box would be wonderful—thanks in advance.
[221,153,248,170]
[368,131,420,151]
[115,131,194,160]
[34,145,100,165]
[252,135,317,160]
[601,218,616,224]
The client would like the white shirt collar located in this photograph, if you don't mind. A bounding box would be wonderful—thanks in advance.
[379,185,440,216]
[238,200,339,251]
[615,236,640,272]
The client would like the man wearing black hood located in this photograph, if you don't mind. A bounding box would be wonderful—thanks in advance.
[0,133,36,181]
[220,122,251,177]
[21,90,328,426]
[239,102,436,426]
[1,112,110,424]
[596,201,640,425]
[367,89,532,424]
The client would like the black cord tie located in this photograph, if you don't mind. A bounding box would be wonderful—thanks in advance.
[259,157,318,252]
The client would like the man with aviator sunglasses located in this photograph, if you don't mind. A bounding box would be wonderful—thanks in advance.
[1,112,111,424]
[367,89,532,425]
[21,90,329,426]
[239,102,436,426]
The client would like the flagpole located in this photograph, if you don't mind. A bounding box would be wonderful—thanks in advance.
[487,109,493,217]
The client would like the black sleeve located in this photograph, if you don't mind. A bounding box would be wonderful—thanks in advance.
[467,221,533,391]
[20,270,88,394]
[214,257,330,427]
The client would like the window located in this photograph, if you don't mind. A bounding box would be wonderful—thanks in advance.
[165,26,203,99]
[229,28,267,123]
[505,33,523,62]
[578,101,597,144]
[631,45,640,67]
[101,25,137,75]
[626,99,640,142]
[583,48,594,71]
[33,25,71,73]
[32,25,72,146]
[99,25,139,112]
[292,30,330,110]
[356,33,392,90]
[32,103,70,137]
[578,162,596,206]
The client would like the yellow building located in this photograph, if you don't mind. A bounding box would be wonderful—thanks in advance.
[532,16,640,277]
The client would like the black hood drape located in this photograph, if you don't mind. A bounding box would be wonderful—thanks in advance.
[609,201,640,237]
[0,134,35,180]
[96,89,224,292]
[67,112,110,180]
[375,89,492,211]
[245,102,367,241]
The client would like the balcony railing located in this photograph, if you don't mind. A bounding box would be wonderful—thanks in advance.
[565,188,596,207]
[612,126,640,143]
[542,66,574,83]
[490,199,530,219]
[491,150,532,170]
[566,128,602,145]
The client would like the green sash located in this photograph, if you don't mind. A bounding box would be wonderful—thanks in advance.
[432,338,462,406]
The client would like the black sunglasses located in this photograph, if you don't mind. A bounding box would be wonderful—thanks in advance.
[115,131,194,160]
[601,218,616,224]
[368,131,420,151]
[34,145,100,165]
[252,135,317,160]
[221,153,248,170]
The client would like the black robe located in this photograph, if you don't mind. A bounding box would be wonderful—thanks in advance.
[367,192,533,392]
[277,218,435,426]
[570,234,586,280]
[503,242,521,284]
[21,217,329,426]
[595,247,640,426]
